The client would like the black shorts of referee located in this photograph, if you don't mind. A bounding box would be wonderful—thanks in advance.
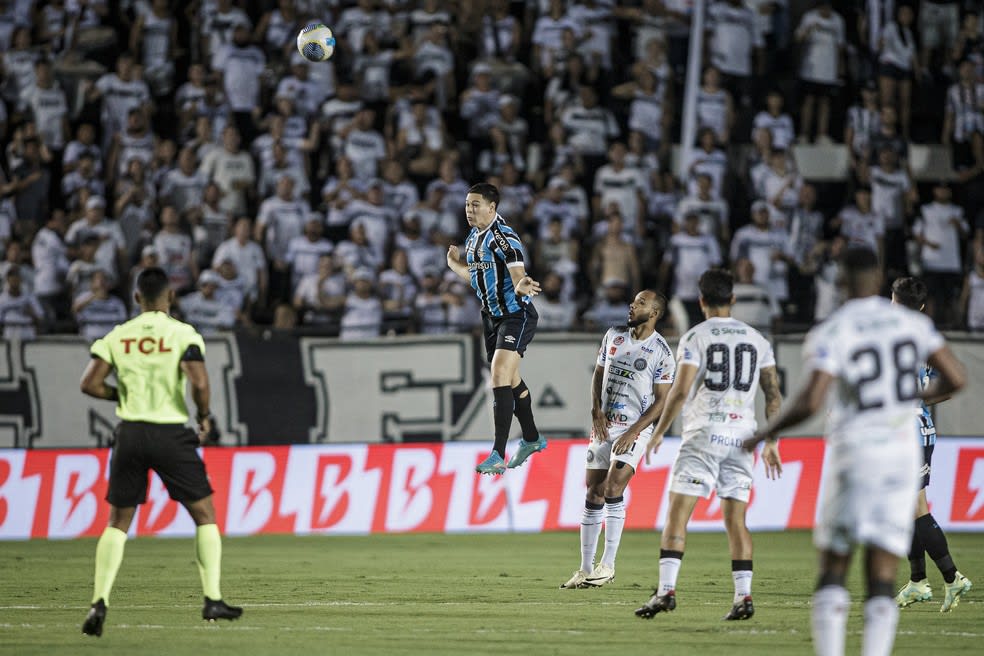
[106,421,213,508]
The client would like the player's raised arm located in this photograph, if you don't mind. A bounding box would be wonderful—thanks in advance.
[446,245,470,282]
[923,344,967,404]
[744,368,834,451]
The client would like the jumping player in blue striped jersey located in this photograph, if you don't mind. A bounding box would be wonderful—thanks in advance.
[447,183,546,475]
[891,277,972,612]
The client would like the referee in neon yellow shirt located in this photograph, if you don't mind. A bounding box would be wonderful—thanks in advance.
[80,267,242,637]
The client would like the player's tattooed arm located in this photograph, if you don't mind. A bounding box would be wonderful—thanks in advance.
[759,366,782,431]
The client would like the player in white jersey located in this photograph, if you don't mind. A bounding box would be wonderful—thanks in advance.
[560,290,675,590]
[744,249,966,656]
[635,269,782,621]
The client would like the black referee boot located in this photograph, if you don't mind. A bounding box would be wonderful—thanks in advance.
[202,597,243,622]
[82,599,107,636]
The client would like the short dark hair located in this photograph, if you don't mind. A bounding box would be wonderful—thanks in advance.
[467,183,499,208]
[643,289,667,317]
[892,276,927,310]
[698,269,734,307]
[136,267,170,303]
[840,247,880,274]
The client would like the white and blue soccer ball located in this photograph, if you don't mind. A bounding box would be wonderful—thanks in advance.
[296,23,336,62]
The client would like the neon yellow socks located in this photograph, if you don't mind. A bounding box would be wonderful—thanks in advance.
[195,524,223,600]
[91,527,127,605]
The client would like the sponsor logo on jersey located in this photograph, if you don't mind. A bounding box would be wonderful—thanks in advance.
[605,385,628,398]
[678,474,703,486]
[608,366,636,380]
[709,412,727,422]
[586,449,595,463]
[613,336,625,345]
[609,402,626,410]
[467,262,493,271]
[710,434,745,448]
[641,346,654,354]
[683,348,694,360]
[606,411,629,423]
[504,335,516,344]
[634,358,647,371]
[660,372,672,381]
[609,346,617,355]
[710,327,747,336]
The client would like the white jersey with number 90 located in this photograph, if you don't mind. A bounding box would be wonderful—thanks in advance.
[677,317,775,436]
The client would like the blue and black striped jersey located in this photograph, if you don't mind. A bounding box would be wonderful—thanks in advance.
[918,366,937,447]
[464,215,529,317]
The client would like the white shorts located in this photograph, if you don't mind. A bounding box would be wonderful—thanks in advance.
[668,426,754,502]
[586,427,651,472]
[814,434,920,557]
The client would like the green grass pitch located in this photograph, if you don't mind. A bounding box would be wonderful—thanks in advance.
[0,531,980,655]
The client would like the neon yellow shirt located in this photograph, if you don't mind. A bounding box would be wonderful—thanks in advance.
[90,311,206,424]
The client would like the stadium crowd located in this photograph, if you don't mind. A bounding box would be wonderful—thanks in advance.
[0,0,983,341]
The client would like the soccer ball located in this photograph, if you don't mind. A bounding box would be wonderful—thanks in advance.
[296,23,335,62]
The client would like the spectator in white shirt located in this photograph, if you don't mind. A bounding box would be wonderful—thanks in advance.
[685,128,728,199]
[180,269,236,336]
[285,217,334,292]
[161,147,209,216]
[560,85,620,161]
[65,196,127,283]
[535,270,577,331]
[592,141,648,234]
[730,200,794,311]
[0,268,43,340]
[18,58,69,153]
[794,2,845,144]
[960,246,984,332]
[844,82,881,181]
[583,278,631,331]
[870,147,917,274]
[661,211,723,327]
[153,205,199,293]
[293,252,347,324]
[696,65,735,145]
[459,62,501,142]
[214,22,266,142]
[730,257,777,335]
[32,211,69,318]
[342,107,388,182]
[674,172,730,246]
[913,182,970,327]
[199,125,256,216]
[878,4,922,139]
[752,89,795,150]
[832,186,884,260]
[706,0,764,106]
[85,52,152,150]
[212,217,268,306]
[73,269,127,342]
[340,267,382,340]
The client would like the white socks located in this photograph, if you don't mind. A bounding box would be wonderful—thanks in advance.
[658,553,682,595]
[600,496,625,568]
[862,596,899,656]
[812,585,849,656]
[732,569,753,602]
[580,502,604,573]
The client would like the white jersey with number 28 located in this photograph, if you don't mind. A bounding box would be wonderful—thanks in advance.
[677,317,775,435]
[803,296,944,445]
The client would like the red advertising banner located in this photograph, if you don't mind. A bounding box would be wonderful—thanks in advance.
[2,438,983,539]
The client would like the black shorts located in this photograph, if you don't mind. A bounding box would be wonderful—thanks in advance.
[879,62,911,81]
[919,443,935,490]
[922,271,963,306]
[799,79,840,99]
[106,421,213,507]
[481,303,538,364]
